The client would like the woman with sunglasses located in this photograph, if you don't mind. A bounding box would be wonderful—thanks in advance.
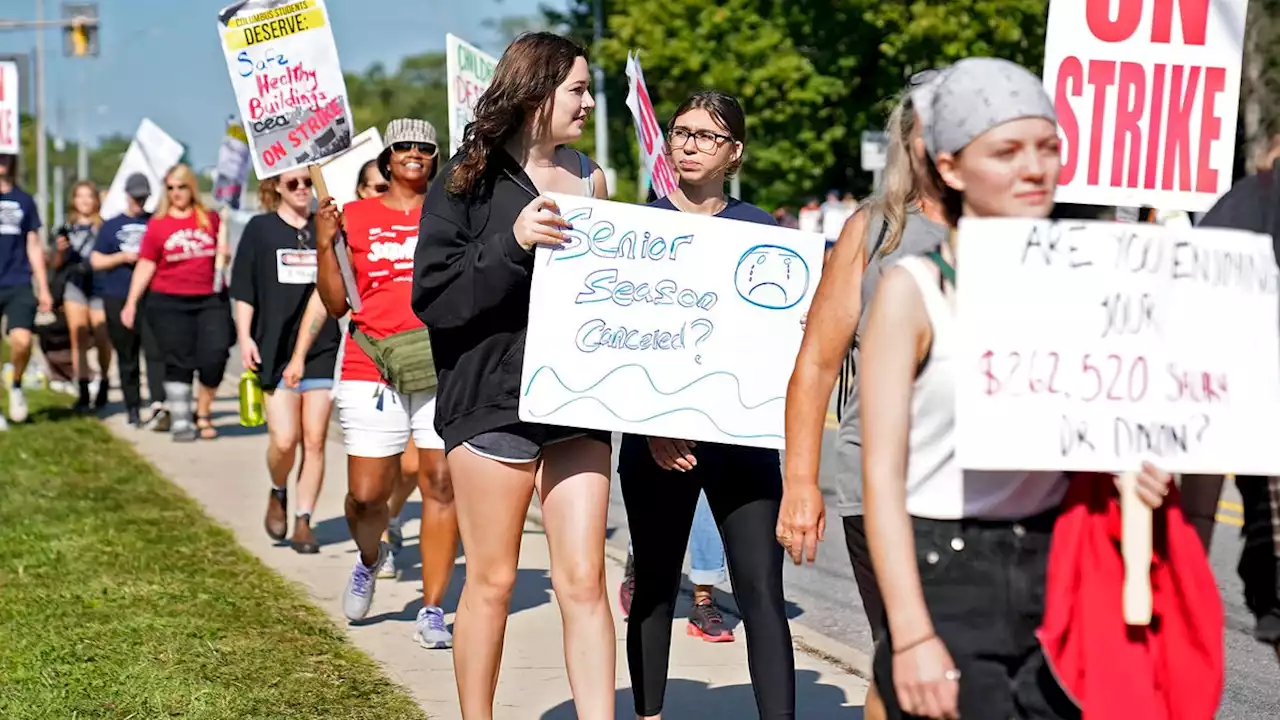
[413,32,614,718]
[52,179,112,412]
[231,167,340,554]
[314,119,458,651]
[356,159,390,199]
[121,163,231,443]
[618,89,795,719]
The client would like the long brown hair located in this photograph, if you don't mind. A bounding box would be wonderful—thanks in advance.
[67,180,103,230]
[447,32,588,196]
[155,163,212,229]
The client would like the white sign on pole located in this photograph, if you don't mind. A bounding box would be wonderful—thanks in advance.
[624,52,678,199]
[520,195,825,449]
[0,61,19,155]
[212,118,251,209]
[861,131,888,172]
[101,119,185,221]
[955,218,1280,475]
[1042,0,1248,212]
[445,34,497,158]
[315,125,382,209]
[217,0,354,179]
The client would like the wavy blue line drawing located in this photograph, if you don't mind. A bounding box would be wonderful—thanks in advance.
[523,364,783,412]
[524,395,784,442]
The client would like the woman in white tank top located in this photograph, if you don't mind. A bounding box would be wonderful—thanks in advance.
[858,59,1178,720]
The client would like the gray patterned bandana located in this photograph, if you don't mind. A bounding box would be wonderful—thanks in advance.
[927,57,1056,157]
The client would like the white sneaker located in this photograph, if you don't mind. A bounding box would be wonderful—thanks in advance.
[8,387,28,423]
[413,606,453,649]
[343,544,388,621]
[376,548,398,579]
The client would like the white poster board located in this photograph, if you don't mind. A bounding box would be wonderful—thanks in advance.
[0,61,19,155]
[101,119,184,221]
[1042,0,1248,212]
[955,218,1280,475]
[217,0,354,179]
[520,195,824,449]
[315,125,381,209]
[445,34,497,158]
[212,119,251,209]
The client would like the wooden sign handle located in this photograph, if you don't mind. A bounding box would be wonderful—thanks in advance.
[308,164,330,200]
[1119,470,1153,626]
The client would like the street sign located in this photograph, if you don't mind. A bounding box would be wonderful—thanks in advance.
[861,131,889,172]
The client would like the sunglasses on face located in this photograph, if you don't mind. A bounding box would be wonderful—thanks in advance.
[391,141,438,157]
[283,177,314,192]
[367,182,390,194]
[167,184,188,192]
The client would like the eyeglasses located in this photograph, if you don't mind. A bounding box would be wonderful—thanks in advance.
[283,177,314,192]
[668,128,733,154]
[391,141,438,157]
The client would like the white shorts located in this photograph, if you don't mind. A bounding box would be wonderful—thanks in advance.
[336,380,444,458]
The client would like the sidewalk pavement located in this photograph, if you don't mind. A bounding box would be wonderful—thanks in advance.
[103,388,870,719]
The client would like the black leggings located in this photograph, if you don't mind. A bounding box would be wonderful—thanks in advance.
[103,295,166,409]
[146,292,231,388]
[619,437,795,718]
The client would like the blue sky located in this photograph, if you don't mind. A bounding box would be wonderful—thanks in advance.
[1,0,559,168]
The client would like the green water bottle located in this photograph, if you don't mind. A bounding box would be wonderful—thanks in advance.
[239,371,265,427]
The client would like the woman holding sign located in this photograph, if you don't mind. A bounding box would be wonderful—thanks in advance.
[230,167,340,555]
[121,164,232,443]
[412,32,614,720]
[313,119,458,651]
[618,90,796,719]
[857,58,1194,720]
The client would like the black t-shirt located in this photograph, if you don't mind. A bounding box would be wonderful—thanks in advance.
[229,212,340,389]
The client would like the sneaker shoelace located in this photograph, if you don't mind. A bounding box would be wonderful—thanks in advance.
[422,608,446,632]
[695,601,723,625]
[351,563,375,597]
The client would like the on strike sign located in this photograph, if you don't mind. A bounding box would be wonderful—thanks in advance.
[955,218,1280,476]
[1042,0,1248,213]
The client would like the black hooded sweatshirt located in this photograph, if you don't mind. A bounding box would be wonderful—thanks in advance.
[413,152,545,452]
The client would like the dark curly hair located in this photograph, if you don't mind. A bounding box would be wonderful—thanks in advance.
[446,32,588,196]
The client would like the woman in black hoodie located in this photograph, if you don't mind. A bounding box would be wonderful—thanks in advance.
[412,32,614,719]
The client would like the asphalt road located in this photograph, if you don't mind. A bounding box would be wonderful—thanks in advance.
[603,408,1280,718]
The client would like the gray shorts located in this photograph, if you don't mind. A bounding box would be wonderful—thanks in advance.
[63,283,104,313]
[463,422,612,464]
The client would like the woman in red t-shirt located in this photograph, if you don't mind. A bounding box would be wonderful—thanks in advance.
[121,163,231,443]
[314,119,457,650]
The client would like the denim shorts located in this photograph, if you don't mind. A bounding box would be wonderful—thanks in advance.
[463,422,611,464]
[874,510,1079,720]
[275,377,335,394]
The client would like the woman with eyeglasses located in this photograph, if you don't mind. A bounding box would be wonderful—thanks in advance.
[52,179,113,413]
[618,89,795,719]
[121,163,231,443]
[230,167,340,554]
[413,32,614,718]
[314,119,458,651]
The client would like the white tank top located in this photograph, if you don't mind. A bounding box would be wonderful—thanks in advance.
[896,256,1068,520]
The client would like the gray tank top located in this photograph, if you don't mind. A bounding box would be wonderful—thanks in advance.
[833,207,948,516]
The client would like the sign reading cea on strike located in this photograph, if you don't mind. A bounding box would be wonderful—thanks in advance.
[217,0,353,179]
[1042,0,1247,212]
[955,219,1280,476]
[520,195,823,449]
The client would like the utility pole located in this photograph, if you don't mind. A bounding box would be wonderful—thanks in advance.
[35,0,47,233]
[592,0,611,193]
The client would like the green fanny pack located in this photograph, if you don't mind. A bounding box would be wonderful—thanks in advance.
[351,326,438,395]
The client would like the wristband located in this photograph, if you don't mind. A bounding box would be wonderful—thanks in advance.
[892,632,937,655]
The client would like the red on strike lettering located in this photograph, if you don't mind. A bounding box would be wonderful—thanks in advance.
[1085,0,1211,45]
[1055,57,1084,185]
[1143,64,1168,189]
[1112,62,1145,187]
[1196,66,1225,192]
[1086,61,1116,186]
[0,70,5,101]
[1163,65,1199,191]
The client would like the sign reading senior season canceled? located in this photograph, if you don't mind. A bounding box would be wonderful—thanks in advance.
[217,0,353,179]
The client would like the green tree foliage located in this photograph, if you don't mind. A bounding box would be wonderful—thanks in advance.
[551,0,1049,207]
[344,53,451,151]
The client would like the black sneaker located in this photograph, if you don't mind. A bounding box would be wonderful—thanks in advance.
[126,407,142,427]
[687,599,734,643]
[94,380,110,410]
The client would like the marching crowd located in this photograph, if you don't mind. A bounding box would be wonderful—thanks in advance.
[3,28,1280,720]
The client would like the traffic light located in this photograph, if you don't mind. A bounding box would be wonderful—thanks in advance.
[61,3,99,58]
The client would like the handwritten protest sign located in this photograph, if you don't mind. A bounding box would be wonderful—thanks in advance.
[1042,0,1247,212]
[0,61,18,155]
[624,53,677,199]
[217,0,353,179]
[520,196,824,449]
[446,34,497,158]
[955,218,1280,475]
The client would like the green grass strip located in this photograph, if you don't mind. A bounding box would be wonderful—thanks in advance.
[0,388,427,719]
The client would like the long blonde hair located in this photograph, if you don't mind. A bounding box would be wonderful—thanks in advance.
[860,91,929,258]
[67,180,103,230]
[155,163,212,229]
